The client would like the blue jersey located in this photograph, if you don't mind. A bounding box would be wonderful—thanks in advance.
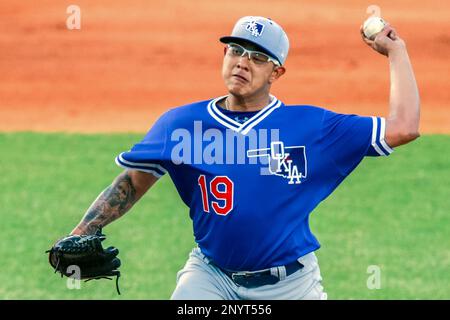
[116,96,393,271]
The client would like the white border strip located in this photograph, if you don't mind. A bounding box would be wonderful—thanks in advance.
[118,153,167,173]
[207,95,281,135]
[240,100,281,135]
[210,96,242,128]
[207,99,241,132]
[115,158,164,178]
[235,95,279,131]
[238,97,279,132]
[379,117,394,154]
[371,117,386,156]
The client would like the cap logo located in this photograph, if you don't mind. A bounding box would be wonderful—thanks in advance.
[245,20,264,37]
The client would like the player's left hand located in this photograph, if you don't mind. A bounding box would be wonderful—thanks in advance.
[360,24,406,57]
[46,228,122,294]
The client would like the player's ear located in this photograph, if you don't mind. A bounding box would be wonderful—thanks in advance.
[269,66,286,84]
[223,46,227,56]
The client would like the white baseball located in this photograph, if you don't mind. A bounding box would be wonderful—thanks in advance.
[363,17,387,40]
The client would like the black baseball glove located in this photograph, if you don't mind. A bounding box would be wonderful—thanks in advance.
[46,228,121,294]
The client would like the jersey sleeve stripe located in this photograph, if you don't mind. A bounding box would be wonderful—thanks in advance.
[378,117,394,154]
[115,157,164,178]
[116,153,167,174]
[371,116,386,156]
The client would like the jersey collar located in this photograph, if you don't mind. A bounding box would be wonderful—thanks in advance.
[207,95,282,135]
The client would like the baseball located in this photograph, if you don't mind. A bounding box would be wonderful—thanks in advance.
[363,16,387,40]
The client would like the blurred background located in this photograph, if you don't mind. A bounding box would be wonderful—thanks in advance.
[0,0,449,132]
[0,0,449,299]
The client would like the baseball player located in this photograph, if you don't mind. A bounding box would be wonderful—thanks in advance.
[70,16,420,299]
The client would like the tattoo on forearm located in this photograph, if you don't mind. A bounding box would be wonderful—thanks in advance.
[77,172,137,234]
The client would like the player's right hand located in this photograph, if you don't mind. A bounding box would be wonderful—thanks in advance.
[360,24,406,57]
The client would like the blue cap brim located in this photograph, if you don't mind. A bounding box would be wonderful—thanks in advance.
[220,36,282,65]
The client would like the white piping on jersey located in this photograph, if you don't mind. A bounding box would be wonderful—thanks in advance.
[371,117,385,155]
[115,157,164,178]
[208,95,242,128]
[237,96,280,132]
[116,152,167,178]
[117,153,167,172]
[207,95,282,135]
[379,118,394,154]
[240,101,281,135]
[371,117,393,156]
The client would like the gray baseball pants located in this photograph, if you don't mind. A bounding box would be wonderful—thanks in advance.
[171,247,328,300]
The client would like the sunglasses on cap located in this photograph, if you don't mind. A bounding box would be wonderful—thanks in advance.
[226,43,281,67]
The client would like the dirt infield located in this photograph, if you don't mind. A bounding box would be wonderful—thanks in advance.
[1,0,449,133]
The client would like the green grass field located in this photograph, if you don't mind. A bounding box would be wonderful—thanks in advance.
[0,132,449,299]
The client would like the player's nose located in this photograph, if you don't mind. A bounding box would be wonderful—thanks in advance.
[236,55,250,71]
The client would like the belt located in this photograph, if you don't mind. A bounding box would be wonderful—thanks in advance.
[217,260,304,289]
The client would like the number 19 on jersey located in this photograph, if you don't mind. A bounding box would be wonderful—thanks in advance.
[197,175,234,216]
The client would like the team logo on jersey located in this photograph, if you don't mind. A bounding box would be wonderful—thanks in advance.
[247,141,307,184]
[245,20,265,37]
[234,115,249,124]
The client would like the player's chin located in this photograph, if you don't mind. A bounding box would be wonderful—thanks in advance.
[227,88,250,99]
[226,82,251,97]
